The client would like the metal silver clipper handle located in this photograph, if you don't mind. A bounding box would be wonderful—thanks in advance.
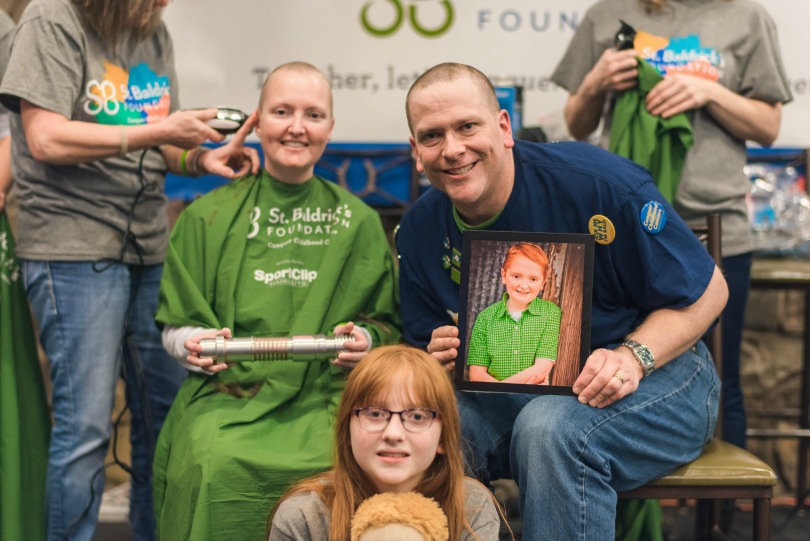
[199,334,354,362]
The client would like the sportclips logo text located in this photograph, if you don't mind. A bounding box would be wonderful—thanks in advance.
[361,0,454,38]
[254,267,318,287]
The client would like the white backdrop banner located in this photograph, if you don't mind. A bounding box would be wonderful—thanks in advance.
[164,0,808,146]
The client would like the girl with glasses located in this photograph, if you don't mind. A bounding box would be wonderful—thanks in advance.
[267,344,509,541]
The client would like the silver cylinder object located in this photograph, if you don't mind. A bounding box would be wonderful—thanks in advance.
[198,334,354,363]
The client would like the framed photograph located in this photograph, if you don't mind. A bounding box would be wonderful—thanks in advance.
[456,231,594,396]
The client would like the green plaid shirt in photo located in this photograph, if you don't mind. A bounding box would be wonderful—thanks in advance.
[467,294,561,381]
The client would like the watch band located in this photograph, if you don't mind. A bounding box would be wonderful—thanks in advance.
[622,339,655,377]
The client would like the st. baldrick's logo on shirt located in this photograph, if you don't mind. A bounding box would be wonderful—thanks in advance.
[247,203,354,249]
[83,61,171,125]
[634,32,722,81]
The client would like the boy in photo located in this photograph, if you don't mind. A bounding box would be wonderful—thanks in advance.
[467,242,561,384]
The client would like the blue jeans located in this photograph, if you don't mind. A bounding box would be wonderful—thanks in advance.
[458,341,719,541]
[720,252,752,449]
[22,260,186,541]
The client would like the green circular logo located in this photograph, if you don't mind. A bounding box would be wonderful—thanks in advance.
[361,0,454,39]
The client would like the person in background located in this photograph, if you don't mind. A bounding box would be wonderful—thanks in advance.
[0,7,12,214]
[550,0,792,470]
[154,61,400,541]
[397,62,728,540]
[267,345,505,541]
[0,1,258,539]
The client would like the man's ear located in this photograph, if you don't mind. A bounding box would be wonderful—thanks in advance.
[409,137,425,174]
[499,109,515,149]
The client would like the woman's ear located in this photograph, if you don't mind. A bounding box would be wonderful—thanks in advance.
[252,108,262,138]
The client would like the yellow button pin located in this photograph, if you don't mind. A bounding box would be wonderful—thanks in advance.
[588,214,616,245]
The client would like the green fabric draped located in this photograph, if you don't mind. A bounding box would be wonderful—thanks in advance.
[0,213,50,541]
[615,498,665,541]
[609,58,694,203]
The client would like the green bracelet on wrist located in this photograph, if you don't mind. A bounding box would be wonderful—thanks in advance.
[180,149,190,176]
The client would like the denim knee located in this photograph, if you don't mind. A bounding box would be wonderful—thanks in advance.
[512,396,591,469]
[457,391,534,483]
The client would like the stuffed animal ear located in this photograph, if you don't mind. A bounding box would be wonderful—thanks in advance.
[350,491,449,541]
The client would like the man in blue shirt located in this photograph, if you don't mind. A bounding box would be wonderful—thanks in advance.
[396,62,728,540]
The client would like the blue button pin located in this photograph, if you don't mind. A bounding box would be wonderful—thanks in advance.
[640,201,667,234]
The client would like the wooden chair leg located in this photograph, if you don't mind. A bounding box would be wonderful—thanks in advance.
[753,498,771,541]
[694,500,713,541]
[712,499,724,533]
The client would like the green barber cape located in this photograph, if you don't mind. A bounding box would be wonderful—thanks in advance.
[153,172,400,541]
[0,213,50,541]
[615,498,664,541]
[609,58,694,203]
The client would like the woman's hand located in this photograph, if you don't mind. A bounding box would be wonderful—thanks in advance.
[646,73,715,118]
[160,108,225,149]
[564,49,639,140]
[198,111,261,178]
[184,327,234,374]
[586,48,640,95]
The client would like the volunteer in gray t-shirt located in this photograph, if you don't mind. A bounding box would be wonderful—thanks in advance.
[0,1,258,539]
[551,0,791,464]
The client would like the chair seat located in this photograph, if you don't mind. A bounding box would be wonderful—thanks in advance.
[647,439,777,487]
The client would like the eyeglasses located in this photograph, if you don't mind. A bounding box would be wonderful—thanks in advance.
[353,407,439,433]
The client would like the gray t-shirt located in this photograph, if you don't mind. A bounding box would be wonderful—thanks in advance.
[0,0,179,263]
[0,10,13,139]
[551,0,792,256]
[268,479,501,541]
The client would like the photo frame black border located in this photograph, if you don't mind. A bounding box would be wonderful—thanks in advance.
[455,230,594,396]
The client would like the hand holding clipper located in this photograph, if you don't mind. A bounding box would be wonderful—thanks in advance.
[199,334,355,363]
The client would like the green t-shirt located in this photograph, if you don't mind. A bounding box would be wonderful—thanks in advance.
[153,171,400,540]
[467,294,561,381]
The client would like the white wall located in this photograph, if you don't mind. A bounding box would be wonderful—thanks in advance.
[163,0,809,146]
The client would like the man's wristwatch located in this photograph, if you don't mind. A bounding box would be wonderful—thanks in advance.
[622,339,655,377]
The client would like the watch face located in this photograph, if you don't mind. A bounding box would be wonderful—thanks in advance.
[624,340,654,375]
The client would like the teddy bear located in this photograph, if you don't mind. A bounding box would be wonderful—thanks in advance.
[350,491,449,541]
